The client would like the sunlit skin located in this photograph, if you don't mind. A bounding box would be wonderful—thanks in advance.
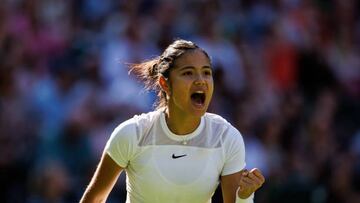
[159,49,214,135]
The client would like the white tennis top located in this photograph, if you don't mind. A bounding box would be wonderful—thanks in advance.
[105,110,249,203]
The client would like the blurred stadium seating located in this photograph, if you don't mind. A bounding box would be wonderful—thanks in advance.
[0,0,359,202]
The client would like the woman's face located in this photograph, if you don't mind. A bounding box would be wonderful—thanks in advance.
[167,49,214,117]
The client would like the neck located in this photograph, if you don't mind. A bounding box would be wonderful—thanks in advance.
[164,107,202,135]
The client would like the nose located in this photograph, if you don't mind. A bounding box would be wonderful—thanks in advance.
[194,74,206,86]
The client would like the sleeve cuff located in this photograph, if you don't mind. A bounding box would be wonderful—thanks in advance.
[105,151,127,168]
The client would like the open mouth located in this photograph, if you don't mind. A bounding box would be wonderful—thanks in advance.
[191,91,206,107]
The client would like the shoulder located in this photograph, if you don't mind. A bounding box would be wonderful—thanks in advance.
[204,112,242,141]
[132,110,162,135]
[204,112,237,132]
[105,111,161,167]
[111,110,161,141]
[204,112,229,124]
[133,110,161,127]
[204,112,232,130]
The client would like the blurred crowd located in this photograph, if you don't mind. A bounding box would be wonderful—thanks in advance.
[0,0,360,202]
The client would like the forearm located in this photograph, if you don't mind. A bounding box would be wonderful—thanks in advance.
[80,192,106,203]
[80,181,108,203]
[80,153,123,203]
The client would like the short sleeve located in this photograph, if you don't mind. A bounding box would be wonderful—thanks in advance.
[221,126,246,176]
[104,119,138,168]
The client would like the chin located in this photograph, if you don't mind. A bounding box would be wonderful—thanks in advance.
[190,107,207,117]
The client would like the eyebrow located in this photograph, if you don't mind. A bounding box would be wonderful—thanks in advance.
[178,66,212,71]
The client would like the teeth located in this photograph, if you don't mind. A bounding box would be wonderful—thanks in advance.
[195,91,204,94]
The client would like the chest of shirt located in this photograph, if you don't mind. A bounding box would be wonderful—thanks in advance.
[128,145,224,183]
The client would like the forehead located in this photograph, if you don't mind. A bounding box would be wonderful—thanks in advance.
[173,49,210,69]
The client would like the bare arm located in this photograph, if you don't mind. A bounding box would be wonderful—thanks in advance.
[80,152,123,203]
[221,168,265,203]
[221,171,242,203]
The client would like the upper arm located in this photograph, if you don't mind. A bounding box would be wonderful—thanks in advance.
[222,126,246,176]
[221,125,247,202]
[81,118,139,202]
[221,171,242,203]
[80,152,123,203]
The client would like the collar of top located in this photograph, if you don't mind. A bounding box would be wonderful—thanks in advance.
[160,112,204,143]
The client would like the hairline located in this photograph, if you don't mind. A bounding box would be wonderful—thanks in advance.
[164,48,211,76]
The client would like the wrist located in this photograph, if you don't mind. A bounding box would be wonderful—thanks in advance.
[236,187,253,199]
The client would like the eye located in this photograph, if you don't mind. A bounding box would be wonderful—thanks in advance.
[204,70,212,76]
[182,71,193,76]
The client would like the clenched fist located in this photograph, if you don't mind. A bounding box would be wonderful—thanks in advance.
[237,168,265,199]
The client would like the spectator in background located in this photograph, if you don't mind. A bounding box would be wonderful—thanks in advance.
[0,0,359,202]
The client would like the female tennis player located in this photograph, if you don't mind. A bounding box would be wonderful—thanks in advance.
[80,39,265,203]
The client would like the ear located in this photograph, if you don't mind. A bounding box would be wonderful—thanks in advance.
[159,76,170,95]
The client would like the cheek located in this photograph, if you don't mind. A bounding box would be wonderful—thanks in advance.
[174,85,190,99]
[171,80,191,100]
[208,79,214,94]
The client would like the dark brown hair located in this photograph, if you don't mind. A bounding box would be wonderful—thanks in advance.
[129,39,211,109]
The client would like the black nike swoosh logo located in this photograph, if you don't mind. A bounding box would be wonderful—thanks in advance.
[172,154,187,159]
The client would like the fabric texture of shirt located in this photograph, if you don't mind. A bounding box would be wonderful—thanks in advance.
[105,110,251,203]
